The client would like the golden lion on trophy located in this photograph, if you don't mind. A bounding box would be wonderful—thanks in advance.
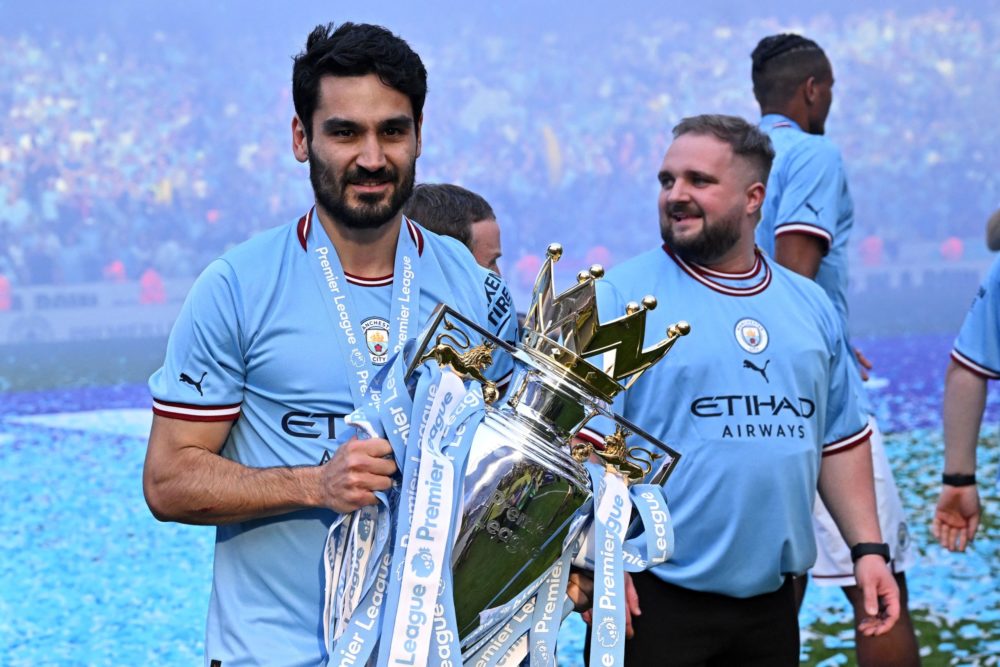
[594,425,661,482]
[419,333,499,404]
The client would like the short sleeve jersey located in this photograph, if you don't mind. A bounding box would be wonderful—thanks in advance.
[756,114,854,329]
[148,214,517,666]
[952,255,1000,380]
[582,246,869,598]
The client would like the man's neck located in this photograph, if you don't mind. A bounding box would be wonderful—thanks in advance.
[315,206,401,277]
[702,242,758,275]
[763,106,808,132]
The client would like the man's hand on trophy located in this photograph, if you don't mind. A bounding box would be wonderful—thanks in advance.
[567,570,641,639]
[318,436,397,513]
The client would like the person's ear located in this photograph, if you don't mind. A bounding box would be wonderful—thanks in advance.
[292,115,309,163]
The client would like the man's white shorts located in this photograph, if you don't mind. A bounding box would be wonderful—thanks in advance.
[811,416,916,586]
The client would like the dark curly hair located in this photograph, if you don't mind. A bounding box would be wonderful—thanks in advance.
[750,33,829,109]
[292,22,428,141]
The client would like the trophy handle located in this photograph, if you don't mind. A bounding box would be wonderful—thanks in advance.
[591,425,658,482]
[407,305,516,404]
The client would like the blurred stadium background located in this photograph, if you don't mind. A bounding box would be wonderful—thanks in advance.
[1,1,998,665]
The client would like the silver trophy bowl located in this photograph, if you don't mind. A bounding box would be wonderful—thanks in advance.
[451,358,595,643]
[405,244,689,651]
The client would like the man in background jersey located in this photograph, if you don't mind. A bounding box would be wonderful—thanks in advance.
[403,183,504,274]
[142,23,516,666]
[751,33,920,666]
[569,114,899,665]
[933,255,1000,552]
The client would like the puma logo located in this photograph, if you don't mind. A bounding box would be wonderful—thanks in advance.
[805,202,823,216]
[743,359,770,383]
[180,371,207,396]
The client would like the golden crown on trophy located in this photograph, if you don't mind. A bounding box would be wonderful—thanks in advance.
[521,243,690,401]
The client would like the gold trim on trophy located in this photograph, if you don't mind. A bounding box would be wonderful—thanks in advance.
[593,425,663,483]
[418,321,499,403]
[521,243,690,400]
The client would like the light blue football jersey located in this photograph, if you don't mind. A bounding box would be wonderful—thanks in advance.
[582,246,869,598]
[757,113,874,416]
[149,213,517,667]
[757,114,854,330]
[952,255,1000,379]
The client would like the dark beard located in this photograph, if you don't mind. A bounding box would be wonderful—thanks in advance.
[661,203,741,266]
[308,145,415,230]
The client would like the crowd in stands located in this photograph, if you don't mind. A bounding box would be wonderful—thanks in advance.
[1,7,998,292]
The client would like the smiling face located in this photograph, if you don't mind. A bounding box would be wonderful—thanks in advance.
[292,73,422,230]
[657,132,762,267]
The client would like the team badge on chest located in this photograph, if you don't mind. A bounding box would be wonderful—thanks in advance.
[734,317,768,354]
[362,317,390,365]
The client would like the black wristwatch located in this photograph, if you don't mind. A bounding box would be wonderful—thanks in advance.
[942,472,976,487]
[850,542,891,563]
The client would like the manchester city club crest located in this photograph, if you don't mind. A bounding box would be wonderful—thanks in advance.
[362,317,390,365]
[734,317,768,354]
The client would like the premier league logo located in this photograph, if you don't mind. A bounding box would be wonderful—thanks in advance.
[596,618,620,648]
[362,317,390,365]
[734,317,768,354]
[532,643,550,663]
[411,547,434,578]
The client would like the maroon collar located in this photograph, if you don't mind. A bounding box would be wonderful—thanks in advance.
[296,208,424,256]
[662,244,771,296]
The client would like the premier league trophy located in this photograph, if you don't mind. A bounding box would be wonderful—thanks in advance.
[323,244,690,667]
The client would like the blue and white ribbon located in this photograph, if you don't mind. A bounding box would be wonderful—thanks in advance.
[586,465,632,667]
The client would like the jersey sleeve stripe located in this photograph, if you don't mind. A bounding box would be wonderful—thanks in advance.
[774,223,833,245]
[152,400,242,421]
[821,422,873,457]
[951,349,1000,380]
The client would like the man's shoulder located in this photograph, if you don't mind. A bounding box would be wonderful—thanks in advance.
[767,258,838,316]
[775,130,841,166]
[418,221,478,267]
[218,222,299,272]
[185,222,300,305]
[762,117,839,162]
[605,247,669,285]
[417,221,505,291]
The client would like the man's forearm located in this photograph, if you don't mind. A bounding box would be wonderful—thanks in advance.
[144,445,322,525]
[817,440,883,546]
[943,360,987,474]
